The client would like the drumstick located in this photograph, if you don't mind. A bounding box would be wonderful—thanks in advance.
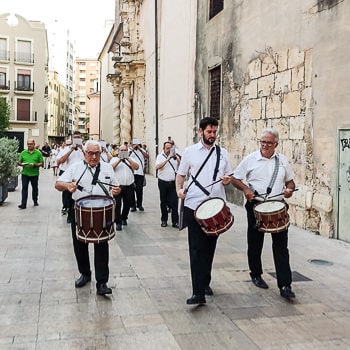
[95,180,120,188]
[204,172,234,188]
[267,188,298,199]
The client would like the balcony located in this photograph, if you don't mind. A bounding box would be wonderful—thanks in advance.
[14,82,34,94]
[0,50,10,62]
[14,52,34,65]
[0,81,10,92]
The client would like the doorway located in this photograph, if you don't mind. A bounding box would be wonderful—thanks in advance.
[337,128,350,242]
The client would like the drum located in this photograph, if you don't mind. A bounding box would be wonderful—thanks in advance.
[254,200,289,233]
[75,195,115,243]
[194,197,234,236]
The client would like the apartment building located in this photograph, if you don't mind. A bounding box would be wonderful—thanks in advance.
[0,13,48,150]
[74,58,100,139]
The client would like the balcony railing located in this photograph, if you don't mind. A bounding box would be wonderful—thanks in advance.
[14,81,34,92]
[14,51,34,64]
[0,81,10,91]
[0,50,10,62]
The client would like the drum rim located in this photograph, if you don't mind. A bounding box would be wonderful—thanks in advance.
[254,200,286,213]
[195,197,225,219]
[75,194,114,207]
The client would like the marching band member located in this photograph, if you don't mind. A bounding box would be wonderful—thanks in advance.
[176,117,232,305]
[231,128,296,299]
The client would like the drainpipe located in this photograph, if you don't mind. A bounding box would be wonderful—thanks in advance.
[155,0,159,159]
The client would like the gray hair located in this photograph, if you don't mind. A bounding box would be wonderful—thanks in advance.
[84,140,101,152]
[261,128,279,142]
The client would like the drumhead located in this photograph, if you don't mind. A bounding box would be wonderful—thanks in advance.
[196,198,224,219]
[76,196,113,208]
[255,200,285,213]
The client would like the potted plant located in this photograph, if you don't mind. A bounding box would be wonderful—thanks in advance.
[0,137,20,204]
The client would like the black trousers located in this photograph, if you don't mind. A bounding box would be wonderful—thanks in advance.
[157,179,179,224]
[20,174,39,206]
[245,201,292,289]
[59,169,72,210]
[185,206,218,296]
[70,200,109,286]
[114,184,134,223]
[131,174,144,208]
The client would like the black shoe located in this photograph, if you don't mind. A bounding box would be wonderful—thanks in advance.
[121,220,127,226]
[161,221,167,227]
[172,222,179,228]
[186,295,206,305]
[204,286,214,296]
[280,286,295,299]
[137,206,144,211]
[75,274,91,288]
[34,202,39,206]
[251,276,269,289]
[67,217,71,224]
[130,207,136,212]
[18,204,26,209]
[96,283,112,295]
[116,223,122,231]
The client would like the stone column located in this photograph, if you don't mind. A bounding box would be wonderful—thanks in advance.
[113,89,122,145]
[121,82,132,143]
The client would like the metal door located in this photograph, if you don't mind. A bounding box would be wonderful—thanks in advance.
[337,129,350,242]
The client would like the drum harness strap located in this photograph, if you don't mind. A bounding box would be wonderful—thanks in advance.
[88,164,110,197]
[263,155,280,201]
[162,153,177,174]
[186,145,221,197]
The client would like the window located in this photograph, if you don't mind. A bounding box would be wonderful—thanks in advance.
[17,69,31,90]
[17,98,31,121]
[0,68,7,88]
[16,40,32,63]
[209,0,224,19]
[209,65,221,119]
[0,38,8,61]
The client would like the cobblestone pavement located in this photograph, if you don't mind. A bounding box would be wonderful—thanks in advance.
[1,169,350,349]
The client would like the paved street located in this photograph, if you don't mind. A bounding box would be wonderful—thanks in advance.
[0,169,350,349]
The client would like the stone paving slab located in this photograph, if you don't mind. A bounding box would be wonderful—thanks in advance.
[0,169,350,349]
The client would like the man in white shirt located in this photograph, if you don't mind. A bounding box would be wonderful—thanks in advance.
[56,131,84,221]
[155,141,180,228]
[176,117,232,305]
[129,140,149,211]
[55,140,121,295]
[110,145,139,230]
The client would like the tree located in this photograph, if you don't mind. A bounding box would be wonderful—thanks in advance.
[0,97,10,138]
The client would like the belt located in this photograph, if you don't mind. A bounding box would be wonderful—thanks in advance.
[158,178,175,184]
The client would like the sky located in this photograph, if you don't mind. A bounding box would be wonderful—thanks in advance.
[1,0,115,58]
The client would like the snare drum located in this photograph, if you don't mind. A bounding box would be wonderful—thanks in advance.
[194,197,234,236]
[253,200,289,233]
[75,195,115,243]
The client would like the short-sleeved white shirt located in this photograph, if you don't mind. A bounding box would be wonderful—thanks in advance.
[155,152,178,181]
[129,149,145,176]
[57,160,117,201]
[233,150,294,201]
[109,158,135,186]
[177,141,232,210]
[56,146,84,171]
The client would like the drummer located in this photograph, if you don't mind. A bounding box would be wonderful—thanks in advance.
[176,117,233,305]
[55,140,121,295]
[231,128,296,299]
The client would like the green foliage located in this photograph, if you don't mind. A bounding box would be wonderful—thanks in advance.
[0,97,10,138]
[0,138,20,185]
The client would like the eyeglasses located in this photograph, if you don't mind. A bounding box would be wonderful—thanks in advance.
[86,151,101,157]
[260,140,276,146]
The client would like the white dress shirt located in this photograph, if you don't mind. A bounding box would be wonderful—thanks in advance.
[109,158,135,186]
[155,152,178,181]
[177,141,232,210]
[233,150,294,201]
[57,160,117,201]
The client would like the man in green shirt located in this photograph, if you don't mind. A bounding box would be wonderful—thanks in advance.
[18,139,44,209]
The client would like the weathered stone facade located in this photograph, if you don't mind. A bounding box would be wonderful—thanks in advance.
[107,0,146,146]
[195,0,350,238]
